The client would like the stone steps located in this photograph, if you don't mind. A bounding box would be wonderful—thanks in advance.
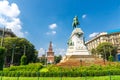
[57,58,106,66]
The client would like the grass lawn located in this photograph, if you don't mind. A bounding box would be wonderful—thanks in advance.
[1,76,120,80]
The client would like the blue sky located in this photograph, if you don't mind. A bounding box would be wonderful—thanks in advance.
[0,0,120,56]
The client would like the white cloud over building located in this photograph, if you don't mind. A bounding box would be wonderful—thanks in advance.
[89,32,99,38]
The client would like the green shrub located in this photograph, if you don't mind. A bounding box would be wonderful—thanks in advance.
[1,69,120,77]
[2,62,120,77]
[20,54,27,65]
[108,55,114,61]
[4,63,43,72]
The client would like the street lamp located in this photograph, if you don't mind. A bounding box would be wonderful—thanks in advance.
[44,49,47,66]
[1,27,5,47]
[11,44,15,66]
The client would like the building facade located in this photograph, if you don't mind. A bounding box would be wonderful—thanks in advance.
[86,32,120,51]
[85,31,120,60]
[47,41,54,64]
[0,28,16,37]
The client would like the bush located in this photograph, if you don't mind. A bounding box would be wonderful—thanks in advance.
[108,55,114,62]
[20,54,27,65]
[2,62,120,77]
[4,63,43,72]
[1,69,120,77]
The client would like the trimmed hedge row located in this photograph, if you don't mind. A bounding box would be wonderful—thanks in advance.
[3,63,43,71]
[1,69,120,77]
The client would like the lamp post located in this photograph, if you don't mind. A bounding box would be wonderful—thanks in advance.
[1,27,5,47]
[11,44,15,66]
[44,49,47,66]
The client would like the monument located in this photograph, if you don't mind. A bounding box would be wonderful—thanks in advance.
[60,16,94,63]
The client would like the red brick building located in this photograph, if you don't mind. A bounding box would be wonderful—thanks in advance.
[47,41,54,64]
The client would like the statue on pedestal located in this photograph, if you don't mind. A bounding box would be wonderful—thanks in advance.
[59,16,95,64]
[66,16,90,56]
[72,16,80,29]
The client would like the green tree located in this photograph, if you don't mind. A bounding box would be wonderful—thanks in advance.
[0,47,6,70]
[96,42,117,60]
[54,55,62,64]
[32,50,39,63]
[39,54,46,65]
[0,37,37,66]
[91,48,97,55]
[20,54,27,65]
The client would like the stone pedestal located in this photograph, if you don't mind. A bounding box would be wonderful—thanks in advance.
[61,28,94,62]
[66,28,90,55]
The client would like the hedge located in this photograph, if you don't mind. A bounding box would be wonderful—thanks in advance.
[3,63,43,71]
[1,69,120,77]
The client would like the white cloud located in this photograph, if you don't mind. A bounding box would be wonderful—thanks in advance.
[0,0,20,18]
[55,48,66,56]
[46,30,56,35]
[89,32,99,38]
[46,32,50,35]
[52,31,56,34]
[38,48,45,57]
[25,31,28,34]
[46,23,57,35]
[0,0,25,37]
[82,14,87,19]
[49,23,57,30]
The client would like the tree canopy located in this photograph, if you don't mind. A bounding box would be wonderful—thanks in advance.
[1,37,37,66]
[96,42,117,60]
[54,55,62,64]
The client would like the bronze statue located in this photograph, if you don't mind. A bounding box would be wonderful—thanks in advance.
[72,16,80,29]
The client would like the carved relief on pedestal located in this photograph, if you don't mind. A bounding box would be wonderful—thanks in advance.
[66,28,90,55]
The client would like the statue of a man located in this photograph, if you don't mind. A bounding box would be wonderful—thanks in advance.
[72,16,80,29]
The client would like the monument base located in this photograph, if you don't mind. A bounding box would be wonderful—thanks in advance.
[58,55,104,66]
[61,55,95,62]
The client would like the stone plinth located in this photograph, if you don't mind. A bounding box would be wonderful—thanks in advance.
[61,28,94,63]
